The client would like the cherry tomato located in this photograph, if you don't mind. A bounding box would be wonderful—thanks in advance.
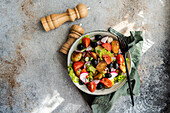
[87,81,96,92]
[82,38,90,47]
[81,68,87,73]
[111,40,119,54]
[102,43,112,51]
[73,61,84,71]
[103,55,111,64]
[116,54,124,64]
[100,78,113,88]
[120,64,126,73]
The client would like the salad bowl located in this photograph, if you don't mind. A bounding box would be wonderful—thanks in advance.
[67,30,131,95]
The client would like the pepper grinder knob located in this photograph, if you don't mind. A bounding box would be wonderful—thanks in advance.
[60,24,85,54]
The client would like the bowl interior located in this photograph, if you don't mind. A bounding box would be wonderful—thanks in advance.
[67,30,131,95]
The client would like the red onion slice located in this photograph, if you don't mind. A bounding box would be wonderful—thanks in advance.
[82,52,86,57]
[97,40,102,45]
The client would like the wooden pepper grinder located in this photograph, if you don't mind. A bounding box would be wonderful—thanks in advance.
[41,3,88,32]
[60,24,85,54]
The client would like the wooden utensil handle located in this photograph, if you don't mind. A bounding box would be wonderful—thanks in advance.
[41,3,88,32]
[60,24,85,54]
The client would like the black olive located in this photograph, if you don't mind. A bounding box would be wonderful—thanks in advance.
[91,59,98,67]
[96,83,104,89]
[105,73,112,78]
[79,79,84,85]
[91,42,97,48]
[113,62,119,69]
[95,35,102,40]
[77,44,84,50]
[107,63,114,69]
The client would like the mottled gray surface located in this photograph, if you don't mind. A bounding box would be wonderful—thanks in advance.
[0,0,169,113]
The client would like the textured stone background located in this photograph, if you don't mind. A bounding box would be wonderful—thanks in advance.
[0,0,169,113]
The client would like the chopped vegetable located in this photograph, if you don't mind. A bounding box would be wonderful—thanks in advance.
[82,38,91,47]
[100,78,113,88]
[89,52,97,60]
[114,74,125,82]
[103,55,112,64]
[116,54,124,64]
[94,73,103,80]
[68,64,79,83]
[88,65,96,73]
[80,72,89,84]
[120,64,126,73]
[85,57,89,61]
[81,68,87,73]
[79,35,90,44]
[101,36,108,43]
[111,40,119,53]
[98,48,114,61]
[87,81,96,92]
[73,61,84,71]
[102,43,112,51]
[96,61,107,72]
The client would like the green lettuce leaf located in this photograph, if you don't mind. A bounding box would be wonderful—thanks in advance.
[79,35,90,44]
[114,74,125,82]
[68,64,79,83]
[95,47,114,61]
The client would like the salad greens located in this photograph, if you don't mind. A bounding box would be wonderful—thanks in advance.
[68,64,79,83]
[114,74,126,82]
[79,35,90,44]
[98,48,114,61]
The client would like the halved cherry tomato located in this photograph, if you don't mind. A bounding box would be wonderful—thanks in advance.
[75,70,81,77]
[81,68,87,73]
[111,40,119,53]
[100,78,113,88]
[82,38,90,47]
[120,64,126,73]
[116,54,124,64]
[103,55,111,64]
[102,43,112,51]
[73,61,84,71]
[87,81,96,93]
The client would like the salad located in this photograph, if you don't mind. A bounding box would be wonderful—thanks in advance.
[68,34,129,93]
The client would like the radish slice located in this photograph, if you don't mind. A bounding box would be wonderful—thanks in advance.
[80,72,89,84]
[97,40,102,45]
[86,46,92,51]
[90,36,95,41]
[93,80,100,85]
[109,72,118,80]
[107,37,113,43]
[101,36,108,43]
